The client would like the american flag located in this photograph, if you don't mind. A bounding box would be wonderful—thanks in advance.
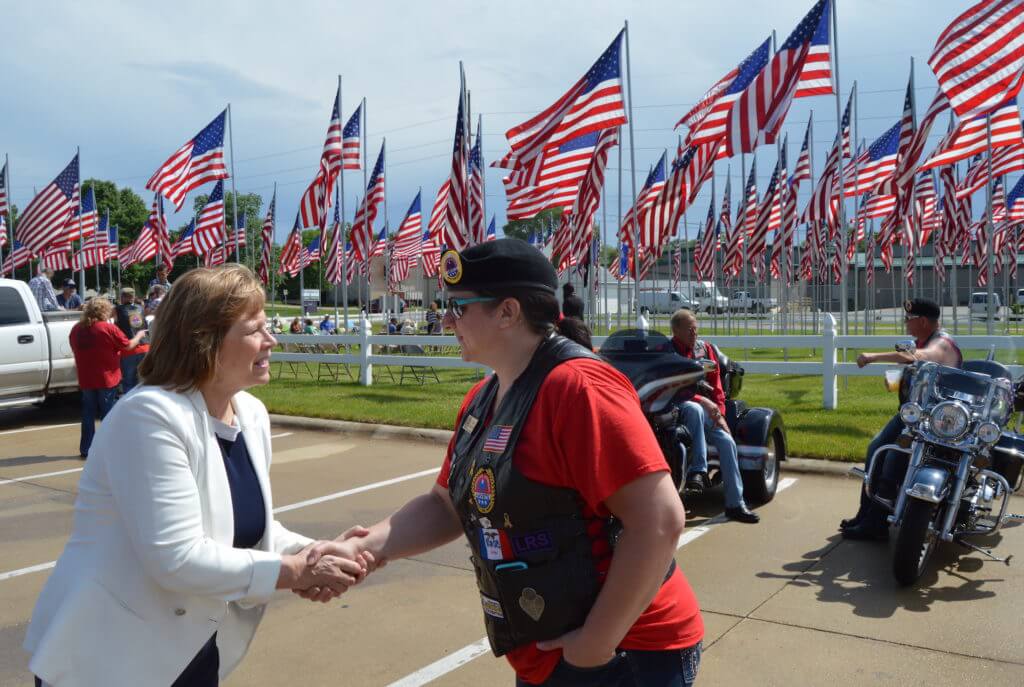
[203,244,227,268]
[619,152,667,247]
[15,153,79,254]
[445,78,472,252]
[193,181,226,256]
[427,180,451,242]
[721,0,831,158]
[749,156,784,271]
[0,159,8,217]
[40,245,70,272]
[367,225,386,262]
[0,213,7,250]
[324,203,344,285]
[485,216,497,242]
[929,0,1024,120]
[694,198,718,281]
[794,0,834,98]
[498,31,626,174]
[878,90,951,196]
[257,191,275,284]
[421,229,441,278]
[636,142,717,258]
[483,425,513,454]
[278,216,304,276]
[844,123,900,196]
[146,110,229,211]
[299,90,347,238]
[72,213,108,271]
[173,219,198,258]
[342,103,362,170]
[63,184,98,243]
[1007,171,1024,219]
[672,246,682,287]
[119,225,155,268]
[143,193,173,266]
[107,224,119,262]
[683,38,771,145]
[553,128,618,271]
[301,234,321,267]
[802,89,852,226]
[390,191,423,285]
[504,131,603,221]
[792,118,813,186]
[862,193,897,219]
[922,99,1023,170]
[956,144,1024,198]
[468,122,486,244]
[1,239,31,275]
[725,160,756,278]
[350,143,386,262]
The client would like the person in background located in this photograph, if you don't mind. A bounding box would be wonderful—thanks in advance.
[114,287,149,394]
[145,284,167,316]
[150,263,172,292]
[289,317,302,334]
[387,316,399,335]
[302,318,317,335]
[561,282,584,320]
[29,266,61,312]
[56,279,83,310]
[69,298,148,458]
[425,299,441,334]
[670,308,759,524]
[319,314,336,334]
[26,265,370,687]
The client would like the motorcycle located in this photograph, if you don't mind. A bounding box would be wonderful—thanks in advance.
[855,345,1024,586]
[599,329,786,504]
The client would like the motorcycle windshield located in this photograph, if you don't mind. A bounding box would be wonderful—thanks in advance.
[599,329,705,393]
[934,369,991,404]
[599,329,674,354]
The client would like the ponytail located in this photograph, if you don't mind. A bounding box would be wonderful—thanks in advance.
[555,315,593,349]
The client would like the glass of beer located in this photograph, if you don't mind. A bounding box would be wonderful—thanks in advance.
[884,368,902,393]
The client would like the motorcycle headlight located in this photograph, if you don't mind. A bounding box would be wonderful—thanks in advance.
[929,402,969,439]
[977,421,1001,444]
[899,402,923,425]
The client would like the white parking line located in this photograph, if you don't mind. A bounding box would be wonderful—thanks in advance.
[0,464,440,582]
[386,477,799,687]
[0,423,78,436]
[0,432,296,489]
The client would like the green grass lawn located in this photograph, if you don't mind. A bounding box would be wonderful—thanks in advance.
[253,362,904,461]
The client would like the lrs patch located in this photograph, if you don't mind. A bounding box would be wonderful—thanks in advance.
[480,593,504,619]
[471,467,496,514]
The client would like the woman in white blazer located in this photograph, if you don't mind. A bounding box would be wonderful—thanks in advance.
[25,265,370,687]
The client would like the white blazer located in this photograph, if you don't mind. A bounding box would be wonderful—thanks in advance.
[24,386,312,687]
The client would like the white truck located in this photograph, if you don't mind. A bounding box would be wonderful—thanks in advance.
[636,282,729,315]
[729,291,779,313]
[0,278,79,409]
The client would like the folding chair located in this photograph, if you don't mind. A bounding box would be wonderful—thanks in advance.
[399,344,442,385]
[316,342,356,382]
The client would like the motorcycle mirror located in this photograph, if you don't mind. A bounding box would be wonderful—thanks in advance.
[894,340,915,354]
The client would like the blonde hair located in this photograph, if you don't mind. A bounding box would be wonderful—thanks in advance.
[670,307,697,333]
[79,298,114,327]
[139,264,265,391]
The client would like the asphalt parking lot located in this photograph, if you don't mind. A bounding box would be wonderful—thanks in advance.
[1,400,1023,686]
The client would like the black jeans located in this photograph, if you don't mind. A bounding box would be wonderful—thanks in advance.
[516,643,702,687]
[854,413,907,529]
[36,633,218,687]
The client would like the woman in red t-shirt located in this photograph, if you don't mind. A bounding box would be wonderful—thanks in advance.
[69,298,147,457]
[309,240,704,686]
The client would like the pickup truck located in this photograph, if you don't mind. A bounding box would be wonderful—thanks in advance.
[0,278,78,409]
[729,291,778,313]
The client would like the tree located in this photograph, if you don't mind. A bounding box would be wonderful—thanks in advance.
[190,190,265,265]
[502,207,563,242]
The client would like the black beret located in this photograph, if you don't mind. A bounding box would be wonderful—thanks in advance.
[904,298,940,320]
[441,238,558,294]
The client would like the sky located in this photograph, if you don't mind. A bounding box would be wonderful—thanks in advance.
[0,1,971,246]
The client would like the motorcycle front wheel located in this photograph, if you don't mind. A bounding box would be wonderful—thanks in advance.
[892,499,939,586]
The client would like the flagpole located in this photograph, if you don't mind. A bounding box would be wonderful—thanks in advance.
[2,154,9,278]
[360,98,367,315]
[826,0,848,338]
[985,115,995,334]
[270,183,277,311]
[623,22,641,323]
[224,103,241,265]
[75,149,86,294]
[382,137,391,316]
[850,83,861,334]
[740,152,748,329]
[617,127,623,329]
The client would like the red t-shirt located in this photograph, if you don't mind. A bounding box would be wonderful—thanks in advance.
[437,358,704,684]
[69,321,130,390]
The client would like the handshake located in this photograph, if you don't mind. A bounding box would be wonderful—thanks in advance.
[276,526,380,603]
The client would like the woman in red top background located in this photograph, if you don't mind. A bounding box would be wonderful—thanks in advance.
[309,239,703,686]
[69,298,147,457]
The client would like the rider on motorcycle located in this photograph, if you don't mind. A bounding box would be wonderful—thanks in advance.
[840,298,963,540]
[669,309,760,524]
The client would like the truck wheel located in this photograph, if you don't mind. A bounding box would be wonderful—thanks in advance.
[892,499,939,586]
[742,427,782,504]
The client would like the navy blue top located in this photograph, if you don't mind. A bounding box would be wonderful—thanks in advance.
[212,419,266,549]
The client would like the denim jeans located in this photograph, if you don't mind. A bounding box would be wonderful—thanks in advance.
[120,353,144,394]
[679,401,746,509]
[853,412,907,528]
[516,642,702,687]
[80,387,117,457]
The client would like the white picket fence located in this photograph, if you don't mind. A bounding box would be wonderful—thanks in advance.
[273,315,1021,409]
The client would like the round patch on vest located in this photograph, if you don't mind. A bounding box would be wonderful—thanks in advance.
[128,311,145,329]
[471,467,496,514]
[441,250,463,285]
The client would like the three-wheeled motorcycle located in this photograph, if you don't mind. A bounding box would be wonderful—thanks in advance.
[598,329,786,504]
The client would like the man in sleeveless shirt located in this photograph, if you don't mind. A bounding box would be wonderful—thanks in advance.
[841,298,962,540]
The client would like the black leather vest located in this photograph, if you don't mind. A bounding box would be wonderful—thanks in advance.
[447,335,608,656]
